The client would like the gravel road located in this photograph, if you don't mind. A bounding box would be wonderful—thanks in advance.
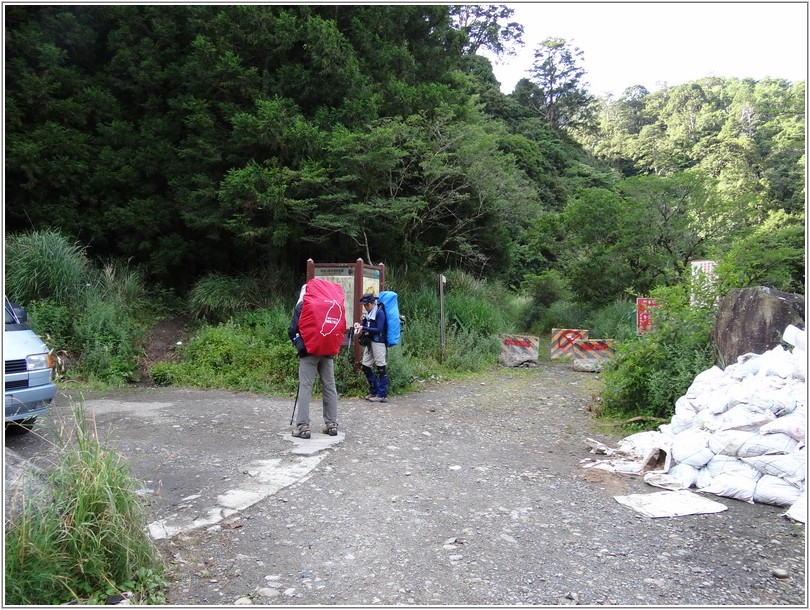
[5,363,805,605]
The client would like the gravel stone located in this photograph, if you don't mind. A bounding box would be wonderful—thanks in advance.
[9,364,804,605]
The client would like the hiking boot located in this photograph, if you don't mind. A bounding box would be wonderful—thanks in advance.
[323,422,338,436]
[364,394,377,401]
[367,396,387,403]
[292,424,311,439]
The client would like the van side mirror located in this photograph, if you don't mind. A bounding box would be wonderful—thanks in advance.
[12,305,28,324]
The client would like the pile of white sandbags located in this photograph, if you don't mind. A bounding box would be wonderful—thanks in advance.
[643,324,806,514]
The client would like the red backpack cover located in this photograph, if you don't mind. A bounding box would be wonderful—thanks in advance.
[299,278,346,356]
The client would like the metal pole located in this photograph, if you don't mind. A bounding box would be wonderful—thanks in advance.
[439,273,446,363]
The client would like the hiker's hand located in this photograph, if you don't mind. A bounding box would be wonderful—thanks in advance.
[353,323,361,333]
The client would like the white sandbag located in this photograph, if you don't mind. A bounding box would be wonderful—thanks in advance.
[737,432,799,458]
[728,376,788,413]
[670,412,701,435]
[708,429,756,456]
[698,473,758,503]
[717,404,776,432]
[691,365,726,386]
[674,395,698,418]
[784,489,806,523]
[617,430,670,458]
[754,474,803,506]
[643,472,688,491]
[743,449,806,486]
[760,412,806,442]
[667,462,700,488]
[755,345,794,378]
[765,388,798,417]
[671,429,714,468]
[791,349,806,382]
[697,410,727,433]
[685,366,726,398]
[782,324,806,352]
[730,353,762,378]
[692,387,735,415]
[701,454,762,480]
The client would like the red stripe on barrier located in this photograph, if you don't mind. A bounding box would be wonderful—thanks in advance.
[577,342,611,352]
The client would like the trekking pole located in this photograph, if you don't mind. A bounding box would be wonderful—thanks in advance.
[339,327,355,396]
[289,382,300,426]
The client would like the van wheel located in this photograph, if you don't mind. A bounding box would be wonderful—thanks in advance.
[5,418,36,434]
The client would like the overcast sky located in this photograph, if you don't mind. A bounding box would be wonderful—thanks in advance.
[481,2,808,97]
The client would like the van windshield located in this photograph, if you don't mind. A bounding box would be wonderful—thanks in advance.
[5,299,24,327]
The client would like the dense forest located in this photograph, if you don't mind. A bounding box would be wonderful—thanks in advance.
[5,4,805,297]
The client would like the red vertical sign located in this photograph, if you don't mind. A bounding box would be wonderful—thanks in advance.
[636,298,659,335]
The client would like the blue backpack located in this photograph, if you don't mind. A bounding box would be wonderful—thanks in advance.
[377,291,401,347]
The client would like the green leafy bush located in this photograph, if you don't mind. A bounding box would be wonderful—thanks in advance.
[25,299,73,352]
[154,318,286,392]
[586,299,636,341]
[600,282,718,421]
[4,230,154,385]
[72,298,144,384]
[156,270,524,394]
[533,300,593,335]
[442,326,501,371]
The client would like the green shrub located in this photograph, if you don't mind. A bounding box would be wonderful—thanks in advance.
[442,326,500,371]
[149,362,173,387]
[524,269,572,309]
[25,299,72,353]
[586,299,636,341]
[445,292,507,336]
[72,298,144,384]
[600,281,717,421]
[533,300,593,335]
[5,404,166,605]
[158,320,282,392]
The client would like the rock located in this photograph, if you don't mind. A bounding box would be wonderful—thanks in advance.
[711,287,804,367]
[233,596,252,604]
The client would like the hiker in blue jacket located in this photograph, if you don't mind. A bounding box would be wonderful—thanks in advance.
[354,293,389,402]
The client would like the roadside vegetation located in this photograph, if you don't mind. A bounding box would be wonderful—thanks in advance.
[4,404,167,605]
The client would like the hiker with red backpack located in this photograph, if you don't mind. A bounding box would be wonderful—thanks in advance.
[354,293,389,403]
[288,280,345,439]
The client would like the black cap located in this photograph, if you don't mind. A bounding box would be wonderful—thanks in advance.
[359,293,376,304]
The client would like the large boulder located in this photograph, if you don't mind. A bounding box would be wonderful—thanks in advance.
[712,286,805,366]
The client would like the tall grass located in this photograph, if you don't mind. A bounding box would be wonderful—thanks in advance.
[5,405,166,605]
[5,230,151,385]
[188,269,293,322]
[5,229,90,303]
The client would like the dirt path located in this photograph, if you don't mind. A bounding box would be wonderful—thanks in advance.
[6,321,802,604]
[125,365,802,606]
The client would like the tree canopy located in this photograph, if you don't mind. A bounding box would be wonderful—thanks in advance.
[4,5,804,299]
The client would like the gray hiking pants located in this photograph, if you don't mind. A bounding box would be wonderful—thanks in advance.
[295,354,338,427]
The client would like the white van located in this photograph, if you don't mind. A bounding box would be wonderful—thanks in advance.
[4,297,56,431]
